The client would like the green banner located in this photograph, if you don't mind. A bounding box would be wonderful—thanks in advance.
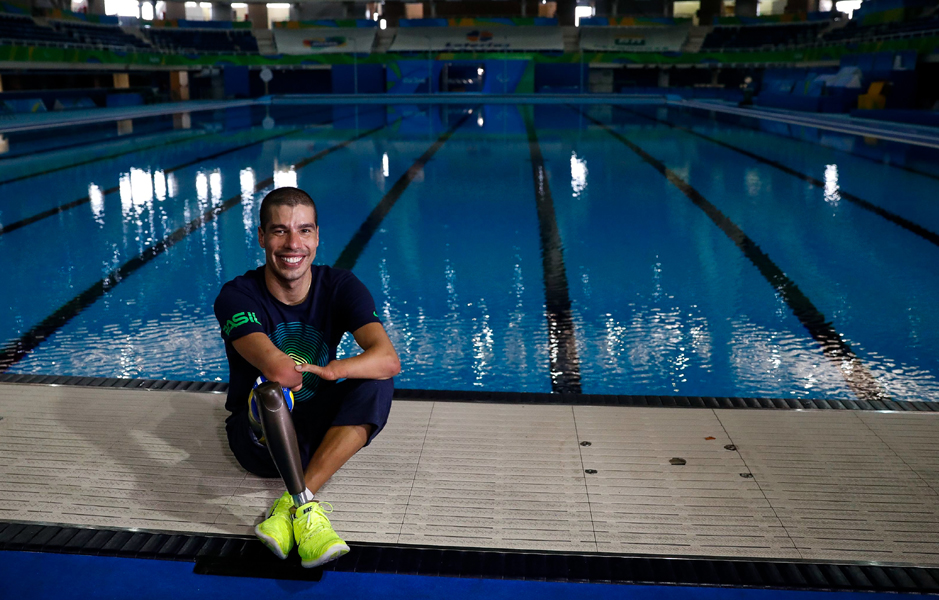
[1,34,937,68]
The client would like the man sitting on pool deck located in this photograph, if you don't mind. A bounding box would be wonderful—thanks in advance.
[214,186,400,568]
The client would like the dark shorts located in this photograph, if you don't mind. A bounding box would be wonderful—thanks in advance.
[225,378,394,478]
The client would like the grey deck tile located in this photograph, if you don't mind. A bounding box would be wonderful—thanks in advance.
[3,384,939,565]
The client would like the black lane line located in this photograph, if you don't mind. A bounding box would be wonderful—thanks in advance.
[0,128,303,238]
[621,106,939,249]
[577,107,890,403]
[333,109,475,271]
[523,108,582,394]
[0,124,389,373]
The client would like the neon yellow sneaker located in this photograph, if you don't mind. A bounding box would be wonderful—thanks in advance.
[294,501,350,568]
[254,491,295,559]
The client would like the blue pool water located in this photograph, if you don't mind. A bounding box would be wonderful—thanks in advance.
[2,550,932,600]
[2,102,938,401]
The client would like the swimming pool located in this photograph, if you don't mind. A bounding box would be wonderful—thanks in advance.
[1,101,937,401]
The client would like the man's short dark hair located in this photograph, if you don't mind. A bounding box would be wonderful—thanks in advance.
[259,187,318,231]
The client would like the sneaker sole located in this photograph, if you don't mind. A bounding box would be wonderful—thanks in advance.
[254,525,290,560]
[301,543,350,568]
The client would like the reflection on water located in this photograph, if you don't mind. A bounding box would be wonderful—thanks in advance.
[273,162,297,189]
[570,151,587,198]
[210,171,222,201]
[167,172,178,198]
[4,104,939,400]
[824,163,840,205]
[240,167,257,234]
[154,170,167,202]
[195,171,208,205]
[88,184,105,225]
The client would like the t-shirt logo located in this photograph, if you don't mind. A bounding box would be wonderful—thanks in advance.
[270,321,330,403]
[222,311,260,336]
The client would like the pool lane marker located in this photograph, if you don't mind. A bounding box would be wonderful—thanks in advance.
[523,109,583,395]
[668,106,939,185]
[0,105,324,188]
[0,130,208,187]
[333,109,475,271]
[620,107,939,249]
[577,108,889,404]
[0,123,390,373]
[0,123,312,238]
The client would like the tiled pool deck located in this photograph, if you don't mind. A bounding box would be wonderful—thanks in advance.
[0,382,937,568]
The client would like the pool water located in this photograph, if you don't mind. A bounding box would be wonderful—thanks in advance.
[2,102,938,401]
[4,550,928,600]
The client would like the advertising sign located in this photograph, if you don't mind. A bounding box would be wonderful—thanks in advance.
[273,27,377,54]
[390,26,563,52]
[580,25,690,53]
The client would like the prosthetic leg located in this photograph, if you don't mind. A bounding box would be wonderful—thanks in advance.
[254,381,315,506]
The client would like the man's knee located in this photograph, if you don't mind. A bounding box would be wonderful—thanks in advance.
[330,378,393,445]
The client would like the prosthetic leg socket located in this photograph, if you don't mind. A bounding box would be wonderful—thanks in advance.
[255,381,313,504]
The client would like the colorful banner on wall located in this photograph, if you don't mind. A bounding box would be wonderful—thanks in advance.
[580,24,691,52]
[273,27,377,54]
[391,26,563,52]
[1,32,937,67]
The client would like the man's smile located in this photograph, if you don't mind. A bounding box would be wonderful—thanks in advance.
[278,255,306,266]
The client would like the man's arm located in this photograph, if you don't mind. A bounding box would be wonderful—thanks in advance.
[295,322,400,382]
[232,332,304,390]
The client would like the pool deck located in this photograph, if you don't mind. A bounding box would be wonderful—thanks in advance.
[0,99,263,134]
[0,381,937,568]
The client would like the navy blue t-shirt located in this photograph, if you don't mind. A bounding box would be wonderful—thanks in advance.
[214,265,381,413]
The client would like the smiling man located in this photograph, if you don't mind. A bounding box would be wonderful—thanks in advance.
[214,186,399,568]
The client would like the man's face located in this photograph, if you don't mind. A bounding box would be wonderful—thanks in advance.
[258,203,319,284]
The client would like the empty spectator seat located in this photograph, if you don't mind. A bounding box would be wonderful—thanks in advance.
[822,14,939,43]
[0,13,74,45]
[701,22,828,50]
[144,28,258,54]
[50,20,153,51]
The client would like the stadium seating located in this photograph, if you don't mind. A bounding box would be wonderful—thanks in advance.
[701,22,829,50]
[144,28,258,53]
[50,20,153,50]
[822,14,939,43]
[0,13,74,45]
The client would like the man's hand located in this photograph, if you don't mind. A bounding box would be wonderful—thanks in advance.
[292,323,400,383]
[295,360,344,382]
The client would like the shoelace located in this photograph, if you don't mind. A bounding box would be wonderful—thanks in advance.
[297,502,335,544]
